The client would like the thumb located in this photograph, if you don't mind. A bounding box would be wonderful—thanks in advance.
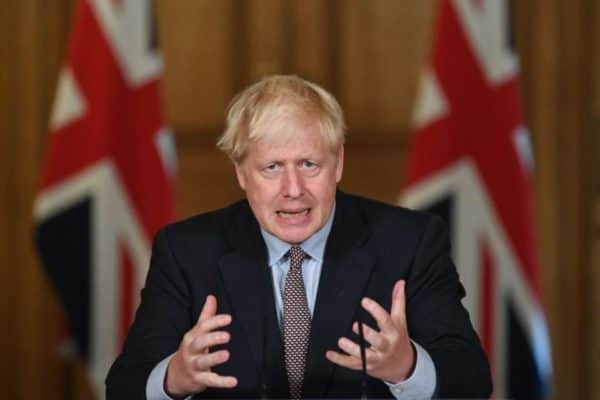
[197,294,218,324]
[390,280,406,325]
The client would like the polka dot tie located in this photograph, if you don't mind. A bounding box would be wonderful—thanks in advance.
[283,246,311,399]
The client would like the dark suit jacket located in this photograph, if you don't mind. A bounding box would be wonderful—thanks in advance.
[106,192,492,399]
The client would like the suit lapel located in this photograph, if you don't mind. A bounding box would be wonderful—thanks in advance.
[303,193,375,398]
[218,252,264,370]
[218,195,374,397]
[218,202,289,397]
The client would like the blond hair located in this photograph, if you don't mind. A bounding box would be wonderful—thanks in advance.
[217,75,346,161]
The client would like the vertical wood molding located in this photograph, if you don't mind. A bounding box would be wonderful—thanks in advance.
[588,1,600,399]
[522,2,563,398]
[157,0,235,131]
[518,0,596,398]
[591,200,600,400]
[287,0,329,84]
[230,0,248,92]
[8,0,75,398]
[337,1,434,141]
[557,0,595,398]
[13,0,55,398]
[246,0,285,79]
[0,1,19,397]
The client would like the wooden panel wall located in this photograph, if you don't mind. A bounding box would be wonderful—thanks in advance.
[0,1,74,398]
[0,3,18,397]
[513,1,597,398]
[590,1,600,399]
[0,1,598,399]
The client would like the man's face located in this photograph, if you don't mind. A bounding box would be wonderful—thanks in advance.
[234,117,344,244]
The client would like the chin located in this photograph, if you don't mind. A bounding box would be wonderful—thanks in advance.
[275,228,314,244]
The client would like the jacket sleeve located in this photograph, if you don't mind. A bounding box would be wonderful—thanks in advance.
[105,228,196,399]
[406,215,493,398]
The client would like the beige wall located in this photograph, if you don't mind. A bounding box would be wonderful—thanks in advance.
[1,1,598,399]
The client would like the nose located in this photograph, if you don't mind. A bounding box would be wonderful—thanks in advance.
[282,168,303,198]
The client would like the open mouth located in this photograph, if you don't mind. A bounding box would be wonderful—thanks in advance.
[276,208,310,218]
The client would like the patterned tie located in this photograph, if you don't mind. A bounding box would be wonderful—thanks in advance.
[283,246,311,399]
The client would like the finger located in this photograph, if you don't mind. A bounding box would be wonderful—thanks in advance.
[337,337,377,364]
[325,350,362,371]
[189,331,231,354]
[197,295,218,324]
[352,321,387,351]
[194,313,232,335]
[361,297,395,333]
[337,337,361,358]
[196,371,238,388]
[390,280,406,325]
[193,349,231,370]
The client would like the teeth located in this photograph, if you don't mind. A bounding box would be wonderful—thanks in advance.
[278,209,309,217]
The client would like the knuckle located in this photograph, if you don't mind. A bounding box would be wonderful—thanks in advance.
[211,331,226,343]
[382,314,393,326]
[194,355,207,371]
[388,329,400,343]
[371,336,382,349]
[205,351,218,365]
[189,336,203,351]
[185,356,198,373]
[182,332,194,346]
[192,372,207,386]
[204,373,217,386]
[197,319,209,331]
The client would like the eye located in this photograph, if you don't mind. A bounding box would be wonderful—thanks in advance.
[262,163,280,175]
[300,160,320,176]
[301,160,317,169]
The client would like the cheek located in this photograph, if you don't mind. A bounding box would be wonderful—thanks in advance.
[307,177,337,202]
[246,179,279,203]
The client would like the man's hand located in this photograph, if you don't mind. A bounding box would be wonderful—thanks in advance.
[165,295,238,397]
[325,280,415,384]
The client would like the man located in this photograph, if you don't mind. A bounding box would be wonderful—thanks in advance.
[106,75,492,399]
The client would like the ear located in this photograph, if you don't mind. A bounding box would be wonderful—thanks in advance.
[335,145,344,183]
[234,161,247,191]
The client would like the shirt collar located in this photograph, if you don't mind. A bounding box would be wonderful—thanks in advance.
[260,203,336,266]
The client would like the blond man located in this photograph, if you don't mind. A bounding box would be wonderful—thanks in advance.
[107,76,491,399]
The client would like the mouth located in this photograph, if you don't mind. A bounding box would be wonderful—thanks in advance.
[276,208,310,219]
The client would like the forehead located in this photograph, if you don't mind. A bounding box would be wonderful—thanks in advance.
[247,118,328,157]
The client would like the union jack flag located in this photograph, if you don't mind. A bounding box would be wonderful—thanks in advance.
[34,0,176,396]
[401,1,552,398]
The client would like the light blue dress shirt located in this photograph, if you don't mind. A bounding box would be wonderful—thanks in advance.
[146,204,436,399]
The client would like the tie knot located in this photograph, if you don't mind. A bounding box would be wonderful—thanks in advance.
[287,246,306,269]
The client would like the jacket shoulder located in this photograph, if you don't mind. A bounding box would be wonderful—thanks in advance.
[339,192,440,229]
[338,192,449,254]
[153,199,250,256]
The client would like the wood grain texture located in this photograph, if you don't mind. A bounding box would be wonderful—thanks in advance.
[10,1,64,399]
[337,0,435,141]
[0,1,19,397]
[589,3,600,400]
[157,0,235,131]
[513,0,596,398]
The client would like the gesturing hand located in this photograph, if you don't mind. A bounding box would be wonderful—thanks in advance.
[165,295,238,397]
[325,280,415,384]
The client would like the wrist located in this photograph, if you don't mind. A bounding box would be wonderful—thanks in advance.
[388,341,417,384]
[403,341,417,379]
[164,355,191,399]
